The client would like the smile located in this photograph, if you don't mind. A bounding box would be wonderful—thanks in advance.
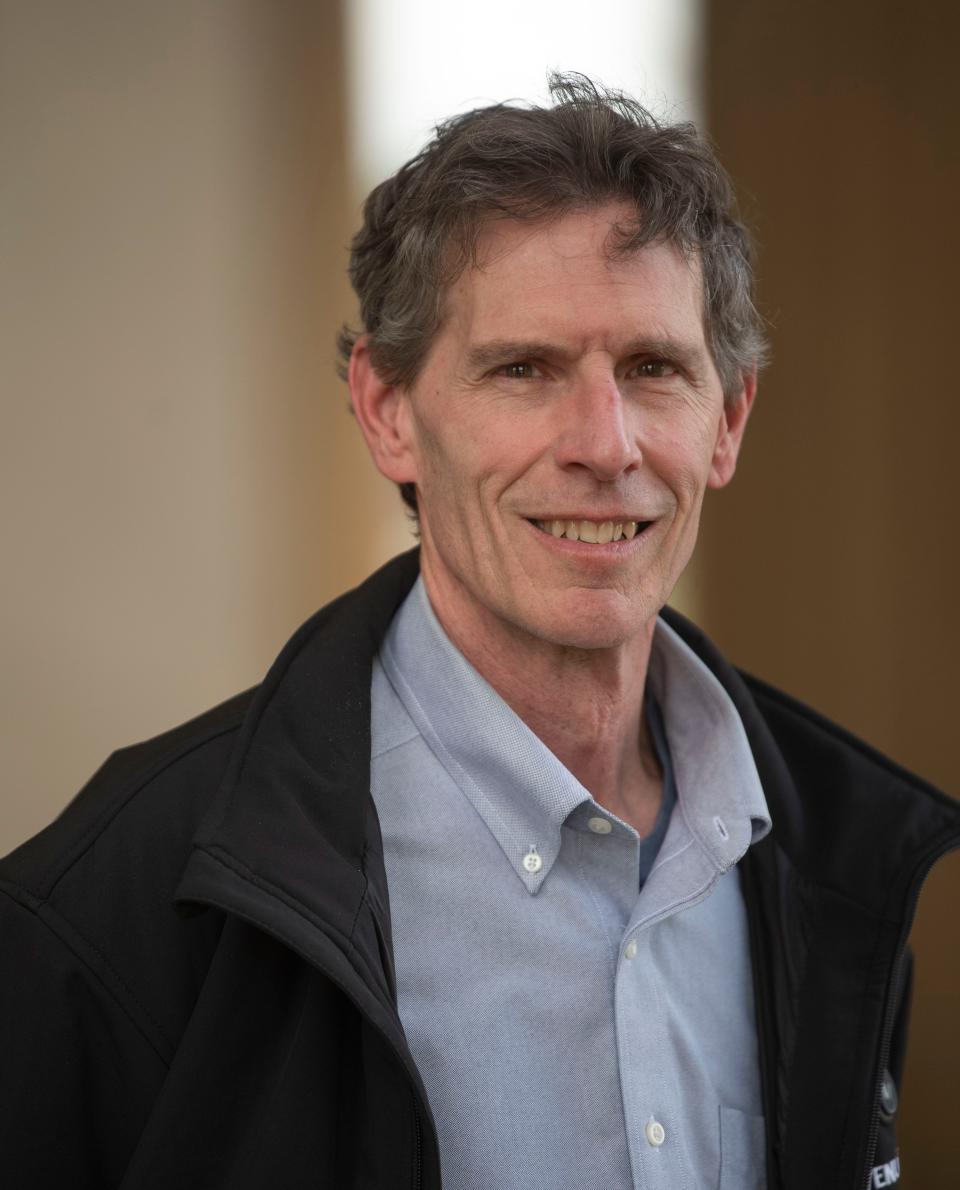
[529,518,651,544]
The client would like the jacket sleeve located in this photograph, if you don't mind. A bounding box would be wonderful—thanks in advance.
[0,886,168,1189]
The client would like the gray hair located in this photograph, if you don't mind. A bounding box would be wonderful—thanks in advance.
[338,72,768,515]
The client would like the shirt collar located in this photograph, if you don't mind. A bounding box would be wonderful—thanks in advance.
[378,578,587,893]
[646,617,772,873]
[379,578,771,893]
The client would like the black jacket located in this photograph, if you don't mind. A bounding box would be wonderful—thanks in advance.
[2,550,958,1189]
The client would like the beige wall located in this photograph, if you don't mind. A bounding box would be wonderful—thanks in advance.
[0,0,411,853]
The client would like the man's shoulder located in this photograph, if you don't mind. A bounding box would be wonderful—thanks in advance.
[0,686,259,1060]
[740,669,948,803]
[740,667,958,856]
[662,604,951,798]
[0,686,256,904]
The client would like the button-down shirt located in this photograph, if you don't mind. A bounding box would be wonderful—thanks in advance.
[371,578,771,1189]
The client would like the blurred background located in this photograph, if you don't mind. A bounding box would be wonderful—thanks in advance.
[2,0,957,1177]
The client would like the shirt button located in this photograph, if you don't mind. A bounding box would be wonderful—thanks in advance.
[522,850,542,874]
[588,816,612,834]
[645,1119,666,1147]
[624,939,638,960]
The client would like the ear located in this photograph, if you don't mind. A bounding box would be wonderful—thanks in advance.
[348,337,420,486]
[708,369,757,489]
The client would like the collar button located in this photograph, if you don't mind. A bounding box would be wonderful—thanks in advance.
[522,850,543,874]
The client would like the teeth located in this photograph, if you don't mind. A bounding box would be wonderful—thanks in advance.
[536,518,644,543]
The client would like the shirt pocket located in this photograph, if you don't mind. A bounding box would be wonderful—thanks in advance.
[718,1104,766,1189]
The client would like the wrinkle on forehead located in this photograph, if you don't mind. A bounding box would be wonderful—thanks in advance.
[456,210,703,324]
[469,204,698,272]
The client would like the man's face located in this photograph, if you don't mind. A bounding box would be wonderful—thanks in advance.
[361,203,753,655]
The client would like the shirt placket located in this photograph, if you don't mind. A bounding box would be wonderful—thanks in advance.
[615,922,693,1190]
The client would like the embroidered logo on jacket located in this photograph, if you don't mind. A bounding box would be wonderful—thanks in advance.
[870,1154,901,1187]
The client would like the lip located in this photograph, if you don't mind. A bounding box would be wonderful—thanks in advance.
[524,513,651,524]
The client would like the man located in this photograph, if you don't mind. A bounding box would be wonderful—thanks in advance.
[1,75,956,1189]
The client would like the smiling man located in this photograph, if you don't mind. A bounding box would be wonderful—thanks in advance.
[3,75,957,1190]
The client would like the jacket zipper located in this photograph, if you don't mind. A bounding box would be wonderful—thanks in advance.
[739,855,781,1187]
[411,1096,423,1190]
[858,835,960,1189]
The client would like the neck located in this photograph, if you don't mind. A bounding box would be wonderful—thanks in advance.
[421,570,664,836]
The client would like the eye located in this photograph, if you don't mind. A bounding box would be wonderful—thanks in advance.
[632,359,678,379]
[496,361,539,379]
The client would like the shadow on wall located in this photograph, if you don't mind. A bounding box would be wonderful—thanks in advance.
[704,0,960,1180]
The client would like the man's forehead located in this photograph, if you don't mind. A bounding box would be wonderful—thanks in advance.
[442,211,707,343]
[468,203,646,270]
[452,210,700,297]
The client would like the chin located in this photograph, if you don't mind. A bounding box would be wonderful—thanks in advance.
[544,624,638,651]
[520,592,657,652]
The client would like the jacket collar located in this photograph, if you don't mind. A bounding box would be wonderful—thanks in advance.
[175,551,425,1102]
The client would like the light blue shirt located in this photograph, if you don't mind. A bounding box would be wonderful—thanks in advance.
[371,579,772,1189]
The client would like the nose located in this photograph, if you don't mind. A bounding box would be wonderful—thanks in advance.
[554,372,642,481]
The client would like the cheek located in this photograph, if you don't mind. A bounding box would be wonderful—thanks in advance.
[420,409,540,507]
[644,439,713,505]
[642,403,724,490]
[413,419,497,537]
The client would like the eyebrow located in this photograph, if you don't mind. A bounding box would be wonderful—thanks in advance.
[465,337,706,372]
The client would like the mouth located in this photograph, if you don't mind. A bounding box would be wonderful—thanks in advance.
[527,517,653,544]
